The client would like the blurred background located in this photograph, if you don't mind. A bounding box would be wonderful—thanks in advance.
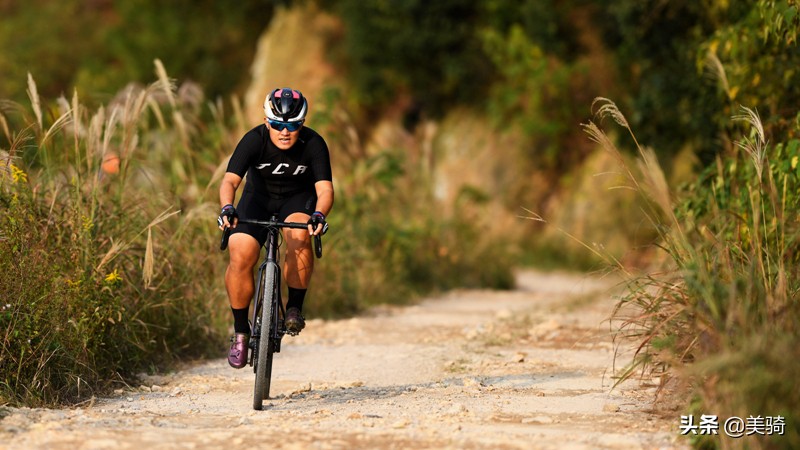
[1,2,799,443]
[3,1,798,273]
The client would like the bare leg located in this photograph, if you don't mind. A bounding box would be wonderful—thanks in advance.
[225,232,261,368]
[225,233,261,309]
[283,212,314,289]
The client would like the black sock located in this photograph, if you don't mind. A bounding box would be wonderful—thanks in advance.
[287,287,307,312]
[231,307,250,334]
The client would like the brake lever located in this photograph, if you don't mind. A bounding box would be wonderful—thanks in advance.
[314,234,322,259]
[220,226,232,251]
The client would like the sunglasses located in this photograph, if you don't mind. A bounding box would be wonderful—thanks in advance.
[268,119,303,132]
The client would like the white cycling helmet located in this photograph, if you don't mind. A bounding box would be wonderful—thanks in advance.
[264,88,307,122]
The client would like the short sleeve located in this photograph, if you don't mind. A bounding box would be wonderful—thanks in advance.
[226,127,263,176]
[308,135,332,182]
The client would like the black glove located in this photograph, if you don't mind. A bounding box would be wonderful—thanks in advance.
[308,211,329,235]
[217,204,238,228]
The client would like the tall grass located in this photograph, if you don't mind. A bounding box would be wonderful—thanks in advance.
[1,69,519,406]
[585,98,799,449]
[0,63,231,406]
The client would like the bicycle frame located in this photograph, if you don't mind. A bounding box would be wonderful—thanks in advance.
[250,222,284,360]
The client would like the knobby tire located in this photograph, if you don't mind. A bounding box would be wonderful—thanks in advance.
[253,265,277,410]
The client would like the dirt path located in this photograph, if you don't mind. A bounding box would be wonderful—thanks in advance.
[0,271,685,449]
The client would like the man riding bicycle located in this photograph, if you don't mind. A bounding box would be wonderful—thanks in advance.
[217,88,333,369]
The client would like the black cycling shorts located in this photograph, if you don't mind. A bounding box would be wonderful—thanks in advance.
[231,190,316,247]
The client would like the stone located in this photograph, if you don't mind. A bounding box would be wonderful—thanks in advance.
[522,416,555,424]
[445,403,467,415]
[603,403,621,413]
[463,377,483,388]
[495,309,513,320]
[392,420,410,429]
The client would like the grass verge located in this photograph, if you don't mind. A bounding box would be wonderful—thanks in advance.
[585,98,798,449]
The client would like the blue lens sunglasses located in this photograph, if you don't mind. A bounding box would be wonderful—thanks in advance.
[268,119,303,132]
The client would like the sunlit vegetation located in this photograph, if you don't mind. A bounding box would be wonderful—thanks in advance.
[589,99,799,449]
[0,68,229,405]
[0,61,516,405]
[1,3,798,445]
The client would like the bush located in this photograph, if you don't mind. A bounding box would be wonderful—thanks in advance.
[0,69,229,405]
[309,147,516,318]
[307,88,518,317]
[589,100,799,449]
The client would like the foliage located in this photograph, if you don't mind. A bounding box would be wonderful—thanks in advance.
[330,0,607,169]
[314,186,516,317]
[329,0,800,173]
[481,26,567,151]
[329,0,492,117]
[588,100,799,449]
[483,0,592,61]
[606,0,800,165]
[699,0,800,143]
[604,0,736,163]
[0,0,270,103]
[3,1,799,174]
[308,89,517,317]
[0,68,231,406]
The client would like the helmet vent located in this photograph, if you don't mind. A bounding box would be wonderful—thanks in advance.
[264,88,307,123]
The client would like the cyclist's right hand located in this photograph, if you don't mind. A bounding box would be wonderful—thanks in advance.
[217,204,238,230]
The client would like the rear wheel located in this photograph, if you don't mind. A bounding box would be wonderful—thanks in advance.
[253,265,277,410]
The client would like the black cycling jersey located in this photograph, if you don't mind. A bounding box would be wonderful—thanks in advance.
[226,124,332,199]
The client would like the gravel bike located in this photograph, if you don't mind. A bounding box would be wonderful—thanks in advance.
[220,216,323,410]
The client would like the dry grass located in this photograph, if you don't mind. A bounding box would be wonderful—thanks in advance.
[583,98,799,449]
[1,68,520,406]
[0,64,231,406]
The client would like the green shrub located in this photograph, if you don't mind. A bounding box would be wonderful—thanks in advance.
[589,100,798,449]
[0,69,229,406]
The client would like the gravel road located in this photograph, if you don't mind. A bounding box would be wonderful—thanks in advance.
[0,271,686,449]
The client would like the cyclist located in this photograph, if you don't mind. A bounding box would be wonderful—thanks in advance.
[217,87,333,369]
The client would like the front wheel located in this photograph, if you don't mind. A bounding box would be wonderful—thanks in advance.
[253,265,277,410]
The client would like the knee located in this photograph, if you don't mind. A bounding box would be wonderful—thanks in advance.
[228,254,254,273]
[285,229,311,250]
[228,240,259,273]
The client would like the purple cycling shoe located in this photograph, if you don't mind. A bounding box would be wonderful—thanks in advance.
[285,307,305,334]
[228,333,249,369]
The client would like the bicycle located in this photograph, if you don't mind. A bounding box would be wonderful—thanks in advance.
[220,216,323,410]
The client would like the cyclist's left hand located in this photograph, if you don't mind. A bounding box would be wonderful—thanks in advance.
[307,211,328,236]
